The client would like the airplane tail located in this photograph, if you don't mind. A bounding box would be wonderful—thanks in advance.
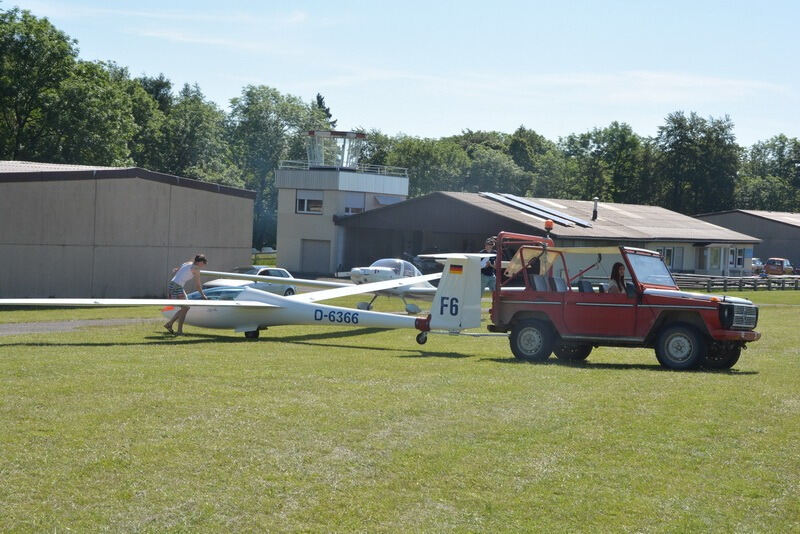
[425,255,483,332]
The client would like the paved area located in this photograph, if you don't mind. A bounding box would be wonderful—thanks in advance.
[0,318,160,337]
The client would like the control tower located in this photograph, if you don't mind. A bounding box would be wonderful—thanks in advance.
[275,131,409,274]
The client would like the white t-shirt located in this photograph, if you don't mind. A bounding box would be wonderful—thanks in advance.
[171,262,196,287]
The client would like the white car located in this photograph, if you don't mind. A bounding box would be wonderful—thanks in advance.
[202,265,297,296]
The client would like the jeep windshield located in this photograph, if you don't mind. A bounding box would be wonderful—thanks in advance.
[627,252,677,287]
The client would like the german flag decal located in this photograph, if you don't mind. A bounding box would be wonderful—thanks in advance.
[449,264,463,275]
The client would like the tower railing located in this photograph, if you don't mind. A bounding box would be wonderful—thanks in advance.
[278,160,408,178]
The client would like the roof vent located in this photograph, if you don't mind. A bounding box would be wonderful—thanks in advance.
[592,197,599,221]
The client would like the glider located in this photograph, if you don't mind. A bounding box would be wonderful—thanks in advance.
[0,255,484,344]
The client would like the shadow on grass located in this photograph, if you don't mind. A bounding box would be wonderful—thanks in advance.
[480,356,759,374]
[277,328,386,342]
[397,351,471,359]
[0,328,417,352]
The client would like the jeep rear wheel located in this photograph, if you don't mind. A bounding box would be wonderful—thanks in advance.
[510,320,553,361]
[703,345,741,370]
[554,342,592,361]
[655,324,705,370]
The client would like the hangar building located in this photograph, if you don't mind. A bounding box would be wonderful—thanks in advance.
[335,192,760,276]
[0,161,255,298]
[694,209,800,268]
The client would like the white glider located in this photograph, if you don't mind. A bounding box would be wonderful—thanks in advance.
[0,256,485,344]
[202,257,439,313]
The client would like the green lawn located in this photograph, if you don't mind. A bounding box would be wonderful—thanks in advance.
[1,293,798,531]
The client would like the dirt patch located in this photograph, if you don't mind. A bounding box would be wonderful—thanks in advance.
[0,318,160,337]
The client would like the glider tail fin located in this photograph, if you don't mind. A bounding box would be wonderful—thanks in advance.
[427,255,483,331]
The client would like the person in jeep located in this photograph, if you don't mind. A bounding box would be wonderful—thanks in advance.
[608,262,625,294]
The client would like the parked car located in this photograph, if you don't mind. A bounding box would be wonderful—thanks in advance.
[764,257,794,275]
[751,257,764,274]
[203,265,297,296]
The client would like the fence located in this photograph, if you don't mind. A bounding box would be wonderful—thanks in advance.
[671,274,800,292]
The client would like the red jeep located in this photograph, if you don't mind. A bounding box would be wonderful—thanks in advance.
[488,232,761,370]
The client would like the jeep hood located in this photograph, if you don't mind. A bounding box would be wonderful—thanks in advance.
[643,288,754,306]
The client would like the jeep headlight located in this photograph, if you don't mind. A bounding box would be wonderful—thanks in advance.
[719,303,735,329]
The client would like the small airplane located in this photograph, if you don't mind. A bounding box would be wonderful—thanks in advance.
[202,258,438,314]
[0,255,485,345]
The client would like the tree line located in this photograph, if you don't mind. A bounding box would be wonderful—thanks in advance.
[2,7,799,247]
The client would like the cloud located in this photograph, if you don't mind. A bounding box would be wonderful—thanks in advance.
[304,67,790,107]
[128,29,303,57]
[18,1,310,27]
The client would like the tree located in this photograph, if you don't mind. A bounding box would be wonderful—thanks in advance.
[313,92,336,128]
[43,60,137,166]
[356,128,394,167]
[385,137,470,195]
[445,129,509,154]
[466,145,532,195]
[0,7,77,159]
[736,135,800,210]
[228,85,326,246]
[161,84,239,184]
[104,63,166,170]
[654,112,738,214]
[137,73,173,114]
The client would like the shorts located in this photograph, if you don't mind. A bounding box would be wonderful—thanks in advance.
[168,281,186,299]
[481,273,496,292]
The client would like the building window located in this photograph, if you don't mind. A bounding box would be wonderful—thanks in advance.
[656,247,674,268]
[344,192,365,215]
[673,247,684,271]
[696,248,707,270]
[296,190,323,214]
[710,247,722,270]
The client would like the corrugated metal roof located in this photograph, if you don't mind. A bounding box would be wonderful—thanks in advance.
[738,209,800,228]
[0,160,256,199]
[341,191,759,243]
[0,161,122,172]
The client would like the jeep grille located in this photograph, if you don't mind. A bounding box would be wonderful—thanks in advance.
[732,305,758,329]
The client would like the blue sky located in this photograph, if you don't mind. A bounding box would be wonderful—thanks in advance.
[10,0,800,145]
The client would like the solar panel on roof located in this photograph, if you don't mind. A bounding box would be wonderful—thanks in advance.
[480,192,575,227]
[504,194,593,228]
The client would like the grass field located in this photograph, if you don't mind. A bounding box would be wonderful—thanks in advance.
[1,292,798,531]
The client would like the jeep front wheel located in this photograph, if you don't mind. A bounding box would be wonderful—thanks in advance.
[703,345,741,370]
[510,320,553,361]
[655,324,705,370]
[554,341,592,361]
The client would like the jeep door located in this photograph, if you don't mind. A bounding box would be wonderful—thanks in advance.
[562,287,637,338]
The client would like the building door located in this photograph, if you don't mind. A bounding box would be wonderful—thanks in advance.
[301,239,331,273]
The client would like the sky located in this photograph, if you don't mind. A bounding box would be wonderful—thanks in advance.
[9,0,800,146]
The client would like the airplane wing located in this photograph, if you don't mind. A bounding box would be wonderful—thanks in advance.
[404,286,438,296]
[288,272,442,303]
[0,298,276,308]
[419,253,496,261]
[200,270,350,289]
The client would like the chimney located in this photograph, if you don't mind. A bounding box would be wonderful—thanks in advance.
[592,197,599,221]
